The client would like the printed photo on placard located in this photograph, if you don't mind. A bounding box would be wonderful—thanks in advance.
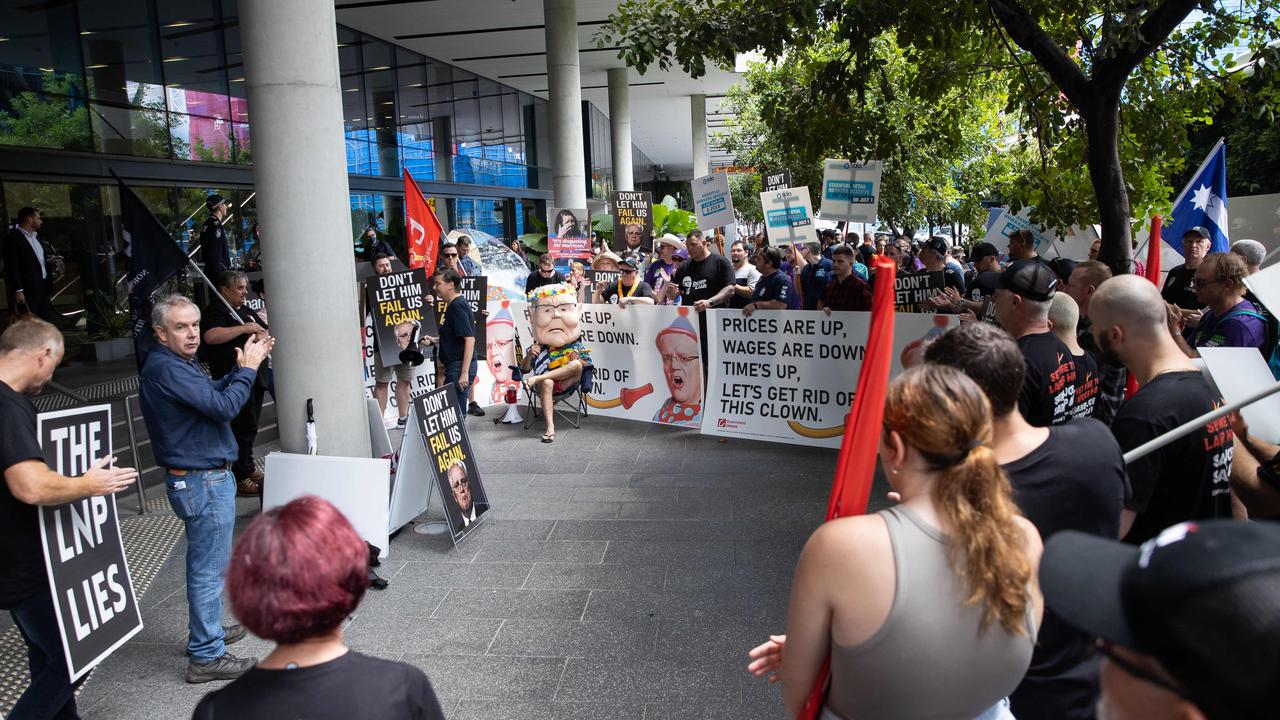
[612,190,654,256]
[548,207,592,262]
[412,386,489,542]
[475,299,532,407]
[365,267,437,367]
[36,405,143,682]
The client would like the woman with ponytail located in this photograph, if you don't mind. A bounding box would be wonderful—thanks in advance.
[748,365,1043,720]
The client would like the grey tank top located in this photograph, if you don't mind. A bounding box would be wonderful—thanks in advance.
[825,506,1036,720]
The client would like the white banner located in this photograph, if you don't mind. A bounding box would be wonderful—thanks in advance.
[693,173,736,229]
[760,186,818,247]
[702,310,956,447]
[983,207,1053,252]
[820,159,883,223]
[580,304,705,428]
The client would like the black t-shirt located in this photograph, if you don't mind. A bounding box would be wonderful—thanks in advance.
[1161,264,1205,311]
[1017,332,1078,427]
[1004,419,1129,720]
[192,650,445,720]
[524,269,564,294]
[602,280,654,304]
[0,380,47,608]
[437,295,475,365]
[202,302,267,382]
[1069,350,1100,421]
[965,271,1001,325]
[942,266,966,296]
[673,253,735,305]
[1111,371,1232,545]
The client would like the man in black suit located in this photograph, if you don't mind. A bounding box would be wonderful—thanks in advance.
[3,207,56,323]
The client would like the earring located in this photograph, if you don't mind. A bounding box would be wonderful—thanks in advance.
[890,466,901,476]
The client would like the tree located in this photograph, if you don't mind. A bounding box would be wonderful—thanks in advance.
[601,0,1280,273]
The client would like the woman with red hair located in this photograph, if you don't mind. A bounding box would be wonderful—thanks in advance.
[192,496,444,719]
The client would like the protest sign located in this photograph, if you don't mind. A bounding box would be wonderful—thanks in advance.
[244,271,266,315]
[365,268,436,367]
[820,159,883,223]
[983,207,1052,251]
[702,310,955,447]
[362,309,434,428]
[587,269,622,300]
[580,304,704,428]
[760,187,818,247]
[762,170,791,193]
[36,406,142,682]
[412,386,489,542]
[893,272,945,313]
[475,300,531,407]
[433,276,488,361]
[693,173,736,229]
[548,207,591,261]
[612,190,653,254]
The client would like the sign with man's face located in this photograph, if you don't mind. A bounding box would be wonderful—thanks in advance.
[366,268,436,367]
[411,386,489,542]
[611,190,653,255]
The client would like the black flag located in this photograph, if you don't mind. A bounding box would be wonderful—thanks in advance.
[117,177,189,369]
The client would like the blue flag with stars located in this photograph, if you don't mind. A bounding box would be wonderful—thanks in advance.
[1165,139,1229,255]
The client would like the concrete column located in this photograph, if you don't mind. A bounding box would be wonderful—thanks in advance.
[241,0,371,458]
[690,94,709,179]
[543,0,588,209]
[607,68,633,192]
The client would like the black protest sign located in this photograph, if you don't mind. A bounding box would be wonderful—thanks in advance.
[412,386,489,542]
[894,271,945,313]
[36,406,142,682]
[244,271,266,315]
[762,171,791,192]
[433,276,488,358]
[611,190,654,255]
[366,268,437,367]
[587,269,622,294]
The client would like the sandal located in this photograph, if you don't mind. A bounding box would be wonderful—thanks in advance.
[236,477,262,497]
[541,433,555,443]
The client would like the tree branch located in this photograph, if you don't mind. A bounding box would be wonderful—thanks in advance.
[987,0,1091,106]
[1098,0,1203,87]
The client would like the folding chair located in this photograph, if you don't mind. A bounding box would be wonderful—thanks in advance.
[524,364,594,431]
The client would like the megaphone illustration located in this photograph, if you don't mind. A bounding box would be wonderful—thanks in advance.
[399,321,425,366]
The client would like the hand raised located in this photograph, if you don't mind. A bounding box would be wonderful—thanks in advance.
[236,333,274,370]
[84,456,138,497]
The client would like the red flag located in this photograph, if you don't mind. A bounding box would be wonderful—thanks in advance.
[799,255,898,719]
[404,169,442,270]
[1125,216,1163,399]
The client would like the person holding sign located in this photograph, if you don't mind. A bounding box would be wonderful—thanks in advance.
[369,255,417,428]
[140,294,273,683]
[429,268,478,410]
[1,318,138,720]
[521,283,591,443]
[742,247,794,317]
[602,257,655,308]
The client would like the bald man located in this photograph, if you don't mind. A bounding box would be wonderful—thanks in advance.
[1090,275,1234,544]
[1048,293,1100,421]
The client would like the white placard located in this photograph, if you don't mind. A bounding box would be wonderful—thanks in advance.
[702,309,955,447]
[760,186,818,247]
[983,207,1054,252]
[693,172,736,229]
[1200,347,1280,444]
[1245,263,1280,317]
[820,159,883,223]
[263,453,391,557]
[389,403,433,534]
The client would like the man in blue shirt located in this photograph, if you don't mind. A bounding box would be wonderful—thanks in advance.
[743,246,794,316]
[798,241,833,310]
[140,294,272,683]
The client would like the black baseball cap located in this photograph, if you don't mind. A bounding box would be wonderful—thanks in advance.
[1041,520,1280,720]
[970,242,1000,262]
[999,259,1057,301]
[1047,257,1077,284]
[1183,226,1211,240]
[922,235,949,256]
[205,194,228,209]
[618,255,638,270]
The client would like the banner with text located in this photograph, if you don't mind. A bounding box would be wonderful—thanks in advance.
[760,186,818,247]
[580,304,705,428]
[692,173,736,229]
[702,310,955,447]
[412,386,489,542]
[762,170,791,193]
[366,268,437,367]
[611,190,654,254]
[893,272,944,313]
[37,406,143,682]
[362,309,435,428]
[820,159,883,223]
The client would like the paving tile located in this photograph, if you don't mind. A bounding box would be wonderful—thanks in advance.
[617,499,734,520]
[529,473,633,487]
[553,656,742,704]
[486,486,576,503]
[568,486,671,503]
[582,590,790,626]
[601,540,734,566]
[664,563,793,595]
[522,563,667,591]
[356,583,451,617]
[344,615,502,655]
[488,500,621,520]
[473,539,607,564]
[395,561,534,589]
[82,681,212,719]
[486,618,657,658]
[433,588,591,620]
[450,699,646,720]
[402,654,567,702]
[733,501,827,523]
[464,519,558,540]
[654,616,773,664]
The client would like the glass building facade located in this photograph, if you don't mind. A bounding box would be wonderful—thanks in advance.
[0,0,648,344]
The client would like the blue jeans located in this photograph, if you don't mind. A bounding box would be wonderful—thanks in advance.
[165,468,235,663]
[8,592,80,720]
[443,358,478,408]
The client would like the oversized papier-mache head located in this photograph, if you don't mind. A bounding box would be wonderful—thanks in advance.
[527,283,582,348]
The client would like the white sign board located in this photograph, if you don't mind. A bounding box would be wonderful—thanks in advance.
[760,186,818,247]
[263,453,391,557]
[1245,264,1280,319]
[983,207,1053,251]
[1200,347,1280,444]
[693,172,736,229]
[820,159,882,223]
[702,310,955,447]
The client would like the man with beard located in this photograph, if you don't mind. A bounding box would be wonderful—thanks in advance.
[1090,275,1234,544]
[727,239,761,310]
[652,310,703,427]
[444,462,486,532]
[1065,260,1126,424]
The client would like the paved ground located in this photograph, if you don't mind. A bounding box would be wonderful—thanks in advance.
[65,410,889,719]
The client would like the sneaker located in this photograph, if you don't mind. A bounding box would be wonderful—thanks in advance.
[186,625,248,656]
[468,402,486,417]
[185,651,257,684]
[396,415,408,428]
